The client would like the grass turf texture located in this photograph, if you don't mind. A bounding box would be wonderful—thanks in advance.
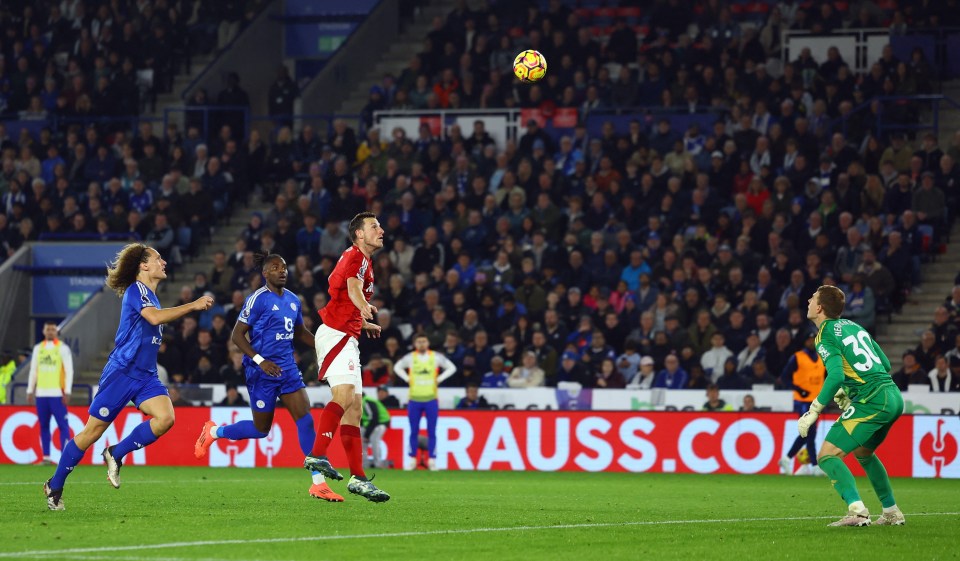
[1,466,958,560]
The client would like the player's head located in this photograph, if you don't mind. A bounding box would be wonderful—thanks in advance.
[255,252,287,288]
[106,243,165,295]
[414,333,430,352]
[42,321,58,341]
[808,285,845,321]
[349,211,384,251]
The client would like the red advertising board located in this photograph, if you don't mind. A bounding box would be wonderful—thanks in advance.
[2,407,957,478]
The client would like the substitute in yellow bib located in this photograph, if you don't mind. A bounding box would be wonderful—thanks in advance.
[777,330,825,475]
[393,334,456,471]
[28,321,74,465]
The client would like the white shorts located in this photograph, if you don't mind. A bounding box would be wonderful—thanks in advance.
[315,323,362,394]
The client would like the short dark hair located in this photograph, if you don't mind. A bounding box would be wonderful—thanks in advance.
[816,285,845,318]
[349,211,377,242]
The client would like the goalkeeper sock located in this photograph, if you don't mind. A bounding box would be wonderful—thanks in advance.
[113,420,159,460]
[857,453,897,509]
[311,402,344,457]
[340,424,366,479]
[819,455,862,507]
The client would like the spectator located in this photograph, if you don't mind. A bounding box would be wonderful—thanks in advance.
[627,356,657,389]
[219,383,248,406]
[702,384,732,412]
[507,351,545,388]
[595,357,627,389]
[456,383,490,409]
[701,333,734,382]
[653,355,689,389]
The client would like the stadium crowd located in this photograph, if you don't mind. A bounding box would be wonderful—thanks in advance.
[4,0,960,400]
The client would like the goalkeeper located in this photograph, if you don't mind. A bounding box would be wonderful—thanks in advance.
[798,286,905,527]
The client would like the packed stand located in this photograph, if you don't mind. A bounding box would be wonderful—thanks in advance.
[13,0,958,400]
[0,1,266,120]
[891,285,960,393]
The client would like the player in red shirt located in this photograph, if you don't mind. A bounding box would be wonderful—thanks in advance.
[306,211,390,502]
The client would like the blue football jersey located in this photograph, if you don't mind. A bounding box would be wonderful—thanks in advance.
[238,287,303,374]
[107,281,163,380]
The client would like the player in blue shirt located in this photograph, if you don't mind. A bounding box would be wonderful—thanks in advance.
[192,253,342,501]
[44,243,213,510]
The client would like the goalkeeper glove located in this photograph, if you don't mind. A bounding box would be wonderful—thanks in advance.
[834,388,852,410]
[797,399,825,438]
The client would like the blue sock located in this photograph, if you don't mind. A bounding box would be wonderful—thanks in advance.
[113,420,159,460]
[220,420,269,440]
[295,414,316,456]
[50,440,86,490]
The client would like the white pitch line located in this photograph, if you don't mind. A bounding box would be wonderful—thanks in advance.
[3,512,960,559]
[16,555,281,561]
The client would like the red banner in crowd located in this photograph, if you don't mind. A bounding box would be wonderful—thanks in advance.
[2,407,957,478]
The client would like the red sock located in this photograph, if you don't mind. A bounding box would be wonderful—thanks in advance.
[310,402,344,457]
[340,425,366,479]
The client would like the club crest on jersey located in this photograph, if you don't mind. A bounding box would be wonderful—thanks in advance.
[290,302,296,311]
[347,359,355,371]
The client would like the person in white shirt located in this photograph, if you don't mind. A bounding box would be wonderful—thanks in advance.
[508,351,545,388]
[701,332,734,383]
[27,321,74,465]
[627,356,657,389]
[393,334,457,470]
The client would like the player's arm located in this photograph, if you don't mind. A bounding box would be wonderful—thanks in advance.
[393,354,411,383]
[231,320,282,376]
[362,319,381,338]
[346,277,375,320]
[26,344,38,404]
[436,354,458,384]
[140,296,213,326]
[799,339,843,437]
[60,343,74,405]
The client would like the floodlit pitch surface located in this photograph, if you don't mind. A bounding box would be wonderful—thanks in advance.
[2,466,958,560]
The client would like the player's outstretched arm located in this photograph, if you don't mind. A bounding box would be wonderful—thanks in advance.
[232,321,281,376]
[141,296,214,326]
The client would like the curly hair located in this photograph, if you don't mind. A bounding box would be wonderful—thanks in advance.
[105,243,151,297]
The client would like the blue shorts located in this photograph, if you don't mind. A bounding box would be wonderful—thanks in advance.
[794,401,812,416]
[89,361,169,422]
[245,365,305,413]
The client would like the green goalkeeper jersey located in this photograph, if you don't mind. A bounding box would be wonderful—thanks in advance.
[814,318,896,405]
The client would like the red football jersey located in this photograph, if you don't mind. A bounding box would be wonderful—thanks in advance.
[320,245,374,338]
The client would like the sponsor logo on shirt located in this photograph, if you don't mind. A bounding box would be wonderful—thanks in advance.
[275,332,295,341]
[272,304,280,311]
[817,345,830,360]
[151,336,162,345]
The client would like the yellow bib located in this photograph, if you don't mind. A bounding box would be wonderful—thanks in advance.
[409,351,438,402]
[37,341,66,391]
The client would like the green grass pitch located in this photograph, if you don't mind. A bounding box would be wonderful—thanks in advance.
[2,465,959,560]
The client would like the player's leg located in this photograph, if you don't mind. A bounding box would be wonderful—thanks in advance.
[804,431,822,475]
[855,387,905,525]
[406,400,424,470]
[279,388,343,502]
[425,398,439,470]
[196,369,273,458]
[780,401,810,474]
[370,424,387,468]
[343,389,390,502]
[818,428,870,526]
[44,415,111,510]
[306,326,354,478]
[51,396,71,451]
[36,397,53,463]
[46,366,136,507]
[103,382,176,489]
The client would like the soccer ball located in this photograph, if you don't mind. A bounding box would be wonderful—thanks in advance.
[513,50,547,83]
[796,448,810,465]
